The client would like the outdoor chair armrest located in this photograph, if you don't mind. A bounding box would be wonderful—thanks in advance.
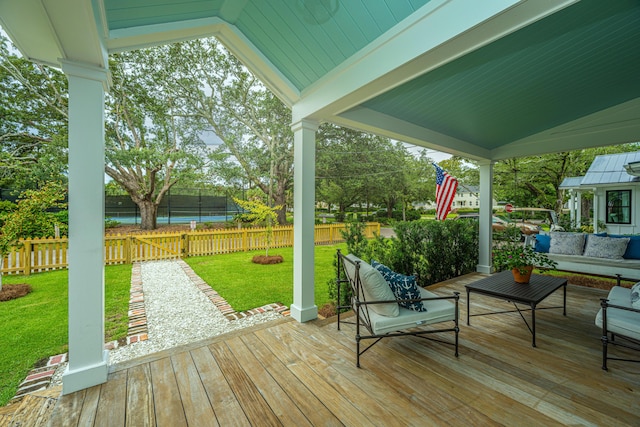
[600,298,640,314]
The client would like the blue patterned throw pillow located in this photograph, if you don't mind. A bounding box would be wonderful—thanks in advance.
[371,260,426,312]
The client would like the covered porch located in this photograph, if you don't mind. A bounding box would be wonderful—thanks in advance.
[48,275,640,426]
[1,0,640,395]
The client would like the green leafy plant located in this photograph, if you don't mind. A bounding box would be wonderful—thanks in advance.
[0,182,67,291]
[233,197,282,257]
[492,238,557,274]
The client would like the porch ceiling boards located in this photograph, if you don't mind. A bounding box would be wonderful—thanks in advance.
[49,274,640,426]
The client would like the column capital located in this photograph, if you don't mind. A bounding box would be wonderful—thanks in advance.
[59,59,111,91]
[477,159,495,167]
[291,118,319,133]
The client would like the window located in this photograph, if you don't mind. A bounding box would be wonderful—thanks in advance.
[606,190,631,224]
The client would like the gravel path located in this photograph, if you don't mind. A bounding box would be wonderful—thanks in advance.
[108,260,283,365]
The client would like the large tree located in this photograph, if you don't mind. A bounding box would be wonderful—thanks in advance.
[148,38,293,225]
[494,145,640,212]
[0,33,68,189]
[104,51,208,229]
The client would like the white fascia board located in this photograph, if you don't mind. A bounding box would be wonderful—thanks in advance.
[333,107,491,161]
[106,19,300,106]
[0,0,65,68]
[491,98,640,160]
[292,0,578,123]
[43,0,108,69]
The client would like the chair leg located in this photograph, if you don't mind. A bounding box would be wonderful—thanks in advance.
[601,334,609,371]
[356,335,361,368]
[454,326,459,358]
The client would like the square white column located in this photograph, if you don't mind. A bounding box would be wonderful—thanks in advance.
[290,119,318,322]
[477,161,494,274]
[60,60,109,394]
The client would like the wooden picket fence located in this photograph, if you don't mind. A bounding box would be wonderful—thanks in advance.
[1,222,381,276]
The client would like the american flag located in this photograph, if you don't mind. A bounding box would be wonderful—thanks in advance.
[433,163,458,220]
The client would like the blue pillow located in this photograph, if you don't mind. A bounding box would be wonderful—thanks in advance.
[371,260,426,312]
[609,234,640,259]
[534,234,550,253]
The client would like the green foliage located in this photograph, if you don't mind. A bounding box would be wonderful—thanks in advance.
[0,182,67,255]
[339,221,368,257]
[492,231,557,273]
[105,217,121,229]
[0,200,16,215]
[233,197,282,256]
[391,219,479,286]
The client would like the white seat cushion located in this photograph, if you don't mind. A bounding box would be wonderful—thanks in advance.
[595,286,640,341]
[365,288,455,335]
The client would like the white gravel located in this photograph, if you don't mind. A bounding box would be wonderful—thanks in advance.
[107,260,283,365]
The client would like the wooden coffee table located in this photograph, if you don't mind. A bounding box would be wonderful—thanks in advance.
[465,270,567,347]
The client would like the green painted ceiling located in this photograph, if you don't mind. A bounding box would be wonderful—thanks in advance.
[104,0,430,90]
[360,0,640,148]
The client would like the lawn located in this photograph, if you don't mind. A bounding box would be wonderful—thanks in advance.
[185,244,346,313]
[0,264,131,407]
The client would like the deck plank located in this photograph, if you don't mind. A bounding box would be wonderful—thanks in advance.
[94,370,127,427]
[208,341,282,426]
[239,333,344,427]
[170,351,218,427]
[190,346,251,427]
[224,335,313,426]
[125,363,156,427]
[149,357,188,427]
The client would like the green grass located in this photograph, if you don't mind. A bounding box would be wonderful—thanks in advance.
[185,244,346,312]
[0,264,131,406]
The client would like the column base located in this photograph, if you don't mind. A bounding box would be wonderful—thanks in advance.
[476,264,494,274]
[290,303,318,322]
[62,350,109,395]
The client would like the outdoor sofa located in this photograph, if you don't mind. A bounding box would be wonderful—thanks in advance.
[530,232,640,278]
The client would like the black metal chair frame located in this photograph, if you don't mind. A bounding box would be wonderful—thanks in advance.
[335,249,459,367]
[600,274,640,371]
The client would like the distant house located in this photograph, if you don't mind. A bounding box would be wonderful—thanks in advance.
[416,185,496,211]
[561,151,640,234]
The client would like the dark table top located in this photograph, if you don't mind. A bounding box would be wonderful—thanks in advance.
[465,270,567,305]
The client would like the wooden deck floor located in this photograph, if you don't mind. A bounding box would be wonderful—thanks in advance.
[49,273,640,426]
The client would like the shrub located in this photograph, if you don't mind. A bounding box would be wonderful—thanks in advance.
[105,218,121,229]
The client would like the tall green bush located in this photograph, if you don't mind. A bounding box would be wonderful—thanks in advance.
[389,219,479,286]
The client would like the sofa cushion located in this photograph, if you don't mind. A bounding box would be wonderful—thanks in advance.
[549,232,585,255]
[582,234,629,259]
[595,286,640,341]
[371,260,426,312]
[534,234,550,253]
[632,282,640,310]
[345,255,399,317]
[609,234,640,259]
[366,288,455,335]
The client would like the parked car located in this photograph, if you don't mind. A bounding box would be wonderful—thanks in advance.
[497,207,564,232]
[455,213,540,235]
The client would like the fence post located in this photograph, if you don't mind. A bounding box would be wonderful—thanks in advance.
[181,233,188,258]
[243,228,248,252]
[22,239,32,276]
[125,235,132,264]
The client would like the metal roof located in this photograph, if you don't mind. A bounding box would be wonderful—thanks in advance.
[559,177,585,190]
[579,152,640,186]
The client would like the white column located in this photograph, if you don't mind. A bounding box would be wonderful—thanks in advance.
[477,161,494,274]
[575,191,582,228]
[291,119,319,322]
[60,60,109,394]
[569,190,576,226]
[593,189,599,233]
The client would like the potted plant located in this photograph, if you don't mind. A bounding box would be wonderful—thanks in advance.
[492,237,557,283]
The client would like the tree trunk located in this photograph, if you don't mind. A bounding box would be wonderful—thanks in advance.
[0,258,3,292]
[138,200,158,230]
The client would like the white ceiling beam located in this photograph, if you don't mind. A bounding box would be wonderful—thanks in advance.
[333,107,492,161]
[292,0,578,123]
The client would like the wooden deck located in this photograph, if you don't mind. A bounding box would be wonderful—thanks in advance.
[49,273,640,426]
